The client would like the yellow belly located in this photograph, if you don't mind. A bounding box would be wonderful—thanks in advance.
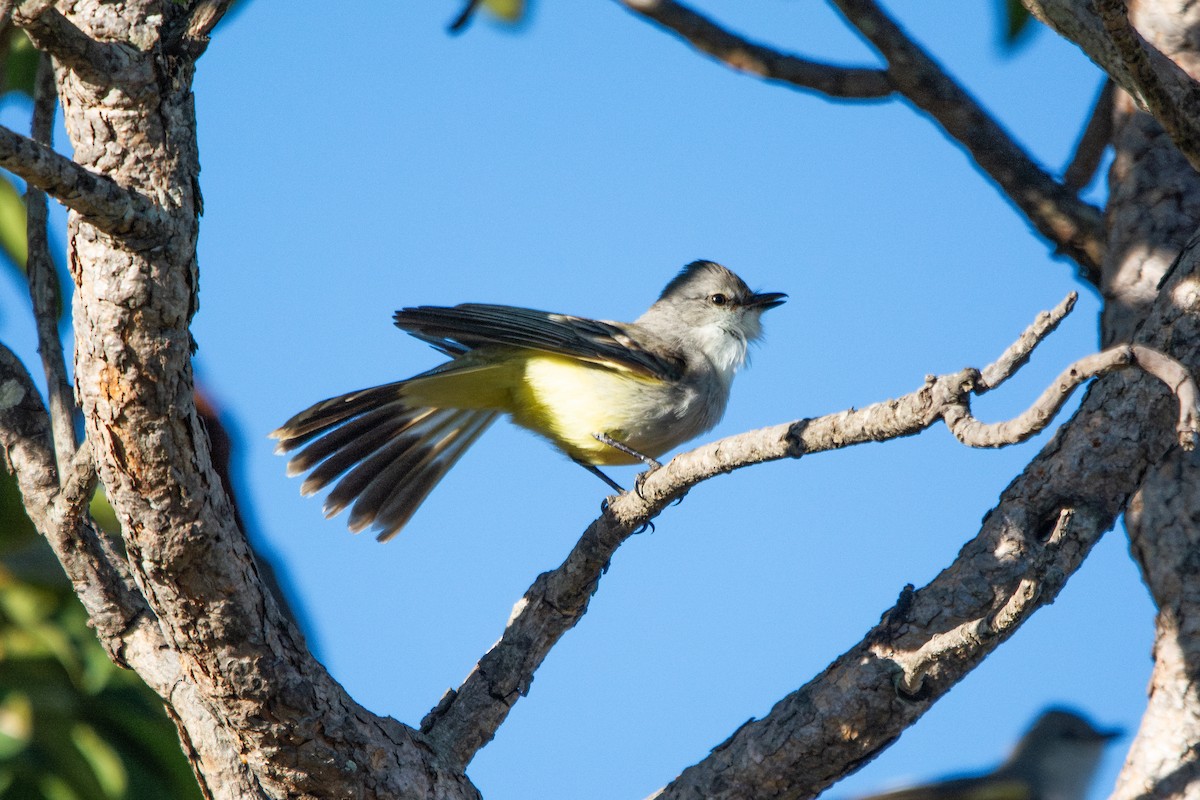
[512,353,671,465]
[401,349,675,465]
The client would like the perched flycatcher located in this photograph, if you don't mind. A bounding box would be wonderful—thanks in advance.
[272,260,786,540]
[852,708,1121,800]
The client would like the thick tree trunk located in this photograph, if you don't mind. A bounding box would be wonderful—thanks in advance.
[1105,3,1200,798]
[7,0,1200,797]
[44,2,480,797]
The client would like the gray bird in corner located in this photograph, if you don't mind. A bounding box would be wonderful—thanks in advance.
[850,708,1121,800]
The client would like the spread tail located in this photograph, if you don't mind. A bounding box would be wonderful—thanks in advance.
[272,384,498,540]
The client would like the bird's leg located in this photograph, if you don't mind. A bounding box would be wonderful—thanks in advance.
[579,440,660,534]
[591,433,662,469]
[572,457,626,495]
[592,433,666,503]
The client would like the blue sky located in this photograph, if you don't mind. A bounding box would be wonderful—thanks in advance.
[0,2,1150,798]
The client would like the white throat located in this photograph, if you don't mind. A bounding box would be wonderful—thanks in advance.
[693,323,750,386]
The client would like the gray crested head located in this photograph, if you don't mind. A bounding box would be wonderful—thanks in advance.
[643,260,786,337]
[636,260,786,381]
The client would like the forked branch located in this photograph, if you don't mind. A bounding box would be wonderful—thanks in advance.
[422,290,1200,769]
[613,0,1105,282]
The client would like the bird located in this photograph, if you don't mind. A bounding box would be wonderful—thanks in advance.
[850,708,1121,800]
[271,260,786,540]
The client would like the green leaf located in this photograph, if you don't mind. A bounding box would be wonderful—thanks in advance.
[482,0,526,23]
[70,725,127,799]
[0,177,27,277]
[999,0,1038,48]
[3,30,39,99]
[0,465,204,800]
[0,692,32,758]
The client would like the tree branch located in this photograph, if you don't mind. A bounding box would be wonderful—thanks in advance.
[1063,79,1113,192]
[828,0,1104,282]
[166,0,237,60]
[614,0,1105,283]
[641,229,1200,800]
[613,0,891,98]
[979,291,1077,390]
[1024,0,1200,176]
[0,341,264,792]
[0,123,165,239]
[11,0,146,89]
[24,52,75,476]
[0,343,146,655]
[422,291,1198,769]
[1092,0,1200,173]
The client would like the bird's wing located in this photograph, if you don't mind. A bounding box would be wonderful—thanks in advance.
[393,303,683,380]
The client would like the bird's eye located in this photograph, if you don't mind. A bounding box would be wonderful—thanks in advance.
[709,293,728,306]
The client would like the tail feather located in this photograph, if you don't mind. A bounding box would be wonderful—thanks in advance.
[271,382,407,447]
[369,411,498,540]
[275,381,498,539]
[346,409,472,522]
[325,408,464,518]
[296,407,432,488]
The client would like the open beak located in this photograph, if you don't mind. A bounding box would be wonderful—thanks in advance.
[748,291,787,310]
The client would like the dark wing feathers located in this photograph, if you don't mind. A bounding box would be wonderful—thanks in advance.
[393,303,683,380]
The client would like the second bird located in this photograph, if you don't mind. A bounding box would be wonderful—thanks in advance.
[273,260,786,540]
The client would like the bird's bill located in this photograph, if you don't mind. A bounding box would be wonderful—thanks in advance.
[748,291,787,310]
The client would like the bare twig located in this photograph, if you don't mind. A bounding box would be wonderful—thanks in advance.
[614,0,892,98]
[1093,0,1200,174]
[945,344,1200,448]
[1063,80,1114,192]
[0,123,165,239]
[980,291,1077,390]
[24,52,74,476]
[12,0,146,90]
[829,0,1104,281]
[422,293,1196,768]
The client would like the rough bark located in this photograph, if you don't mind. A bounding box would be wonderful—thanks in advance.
[1107,3,1200,798]
[15,1,481,798]
[2,1,1199,798]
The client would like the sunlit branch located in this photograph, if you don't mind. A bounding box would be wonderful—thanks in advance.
[1093,0,1200,174]
[423,291,1199,769]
